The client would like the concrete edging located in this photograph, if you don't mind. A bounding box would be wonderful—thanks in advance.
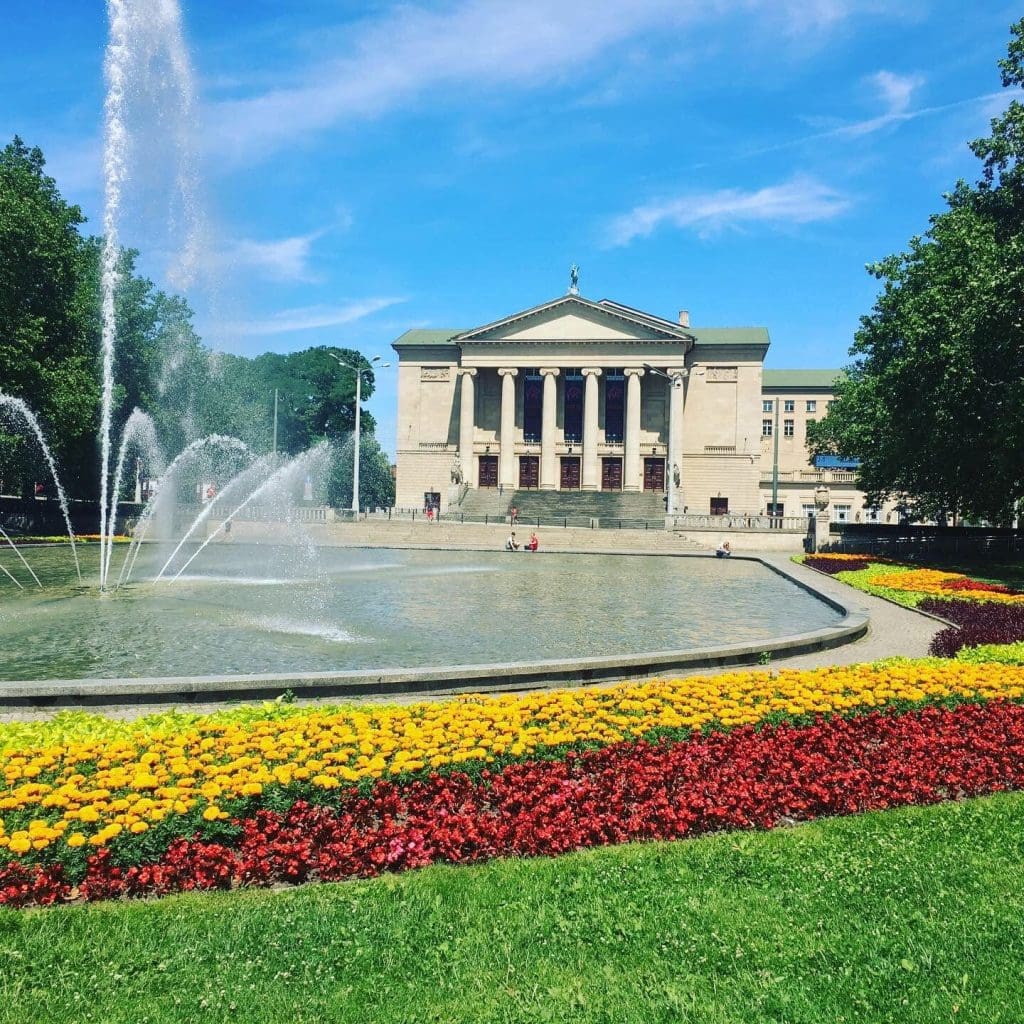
[0,553,869,710]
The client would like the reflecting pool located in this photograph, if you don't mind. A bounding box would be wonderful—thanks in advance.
[0,545,841,682]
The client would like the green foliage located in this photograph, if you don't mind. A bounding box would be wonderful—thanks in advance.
[3,794,1024,1022]
[327,432,395,511]
[0,137,100,496]
[810,21,1024,522]
[956,641,1024,665]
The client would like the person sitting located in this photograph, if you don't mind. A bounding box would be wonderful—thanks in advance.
[505,531,520,551]
[715,540,732,558]
[527,532,539,552]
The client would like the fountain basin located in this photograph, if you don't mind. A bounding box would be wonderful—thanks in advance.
[0,545,865,708]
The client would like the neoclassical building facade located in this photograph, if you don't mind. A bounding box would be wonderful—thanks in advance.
[392,292,894,522]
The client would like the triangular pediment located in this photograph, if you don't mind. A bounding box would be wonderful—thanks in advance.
[454,295,693,343]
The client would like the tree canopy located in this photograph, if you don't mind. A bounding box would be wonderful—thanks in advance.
[0,137,99,496]
[810,21,1024,523]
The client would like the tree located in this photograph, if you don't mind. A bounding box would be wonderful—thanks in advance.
[810,21,1024,523]
[327,433,395,511]
[0,137,99,496]
[191,347,378,457]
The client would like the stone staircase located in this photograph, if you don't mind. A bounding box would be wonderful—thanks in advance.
[446,488,510,521]
[506,489,666,527]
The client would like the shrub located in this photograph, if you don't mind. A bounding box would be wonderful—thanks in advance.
[922,599,1024,657]
[957,642,1024,665]
[803,556,874,575]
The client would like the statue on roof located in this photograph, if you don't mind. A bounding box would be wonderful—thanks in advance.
[569,263,580,295]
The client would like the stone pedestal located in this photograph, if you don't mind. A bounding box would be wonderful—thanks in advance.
[814,510,832,552]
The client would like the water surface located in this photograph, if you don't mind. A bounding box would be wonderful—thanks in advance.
[0,545,841,681]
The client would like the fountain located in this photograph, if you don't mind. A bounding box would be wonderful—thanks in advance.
[0,393,82,582]
[0,2,862,704]
[0,0,327,596]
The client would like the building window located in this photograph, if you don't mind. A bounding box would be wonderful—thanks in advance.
[833,504,851,523]
[784,419,794,437]
[762,399,773,412]
[523,373,543,442]
[784,400,794,413]
[802,503,816,518]
[762,419,773,437]
[865,507,881,523]
[766,501,784,517]
[806,400,817,413]
[563,372,584,442]
[710,497,729,515]
[827,400,835,411]
[604,371,625,443]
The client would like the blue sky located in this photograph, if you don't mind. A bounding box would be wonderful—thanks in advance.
[3,0,1021,454]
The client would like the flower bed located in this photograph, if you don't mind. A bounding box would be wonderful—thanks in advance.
[4,661,1024,906]
[3,698,1024,907]
[802,554,876,574]
[797,555,1024,657]
[921,600,1024,657]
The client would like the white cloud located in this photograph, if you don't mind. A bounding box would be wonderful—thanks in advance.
[224,231,326,283]
[207,0,894,165]
[605,176,851,246]
[834,69,926,138]
[224,297,406,336]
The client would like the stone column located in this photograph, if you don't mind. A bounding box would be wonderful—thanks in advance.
[498,368,518,489]
[623,368,644,491]
[581,368,602,490]
[539,368,559,490]
[458,368,477,488]
[813,485,831,552]
[666,368,687,515]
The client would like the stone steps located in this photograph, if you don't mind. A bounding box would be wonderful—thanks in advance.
[447,488,510,520]
[508,490,666,522]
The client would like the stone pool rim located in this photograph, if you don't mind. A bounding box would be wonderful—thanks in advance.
[0,553,868,710]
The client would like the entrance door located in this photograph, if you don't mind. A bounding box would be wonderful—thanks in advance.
[559,457,581,490]
[601,457,623,491]
[643,457,665,491]
[710,497,729,516]
[478,455,498,488]
[518,456,539,489]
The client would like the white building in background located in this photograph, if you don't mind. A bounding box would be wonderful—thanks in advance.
[391,290,898,522]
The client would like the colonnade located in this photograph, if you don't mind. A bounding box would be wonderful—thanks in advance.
[457,365,685,492]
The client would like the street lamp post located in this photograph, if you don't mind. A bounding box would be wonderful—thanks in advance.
[644,364,688,517]
[328,352,389,514]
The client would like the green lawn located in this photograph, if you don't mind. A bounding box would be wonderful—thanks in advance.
[2,794,1024,1023]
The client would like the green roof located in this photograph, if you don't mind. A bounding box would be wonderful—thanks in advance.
[762,369,844,389]
[392,329,464,348]
[690,327,770,348]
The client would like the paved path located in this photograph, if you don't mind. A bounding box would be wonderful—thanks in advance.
[748,555,941,669]
[0,551,943,724]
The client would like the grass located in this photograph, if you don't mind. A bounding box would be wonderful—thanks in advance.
[3,793,1024,1023]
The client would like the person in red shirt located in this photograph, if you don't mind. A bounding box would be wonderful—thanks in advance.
[527,532,539,552]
